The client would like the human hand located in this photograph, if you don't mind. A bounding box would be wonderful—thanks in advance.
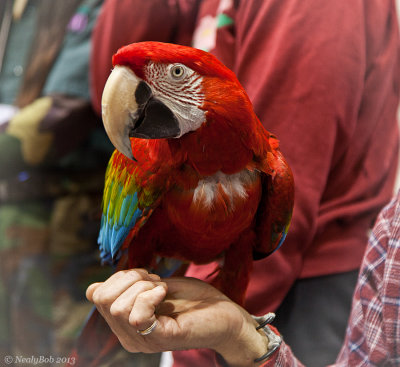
[86,269,269,366]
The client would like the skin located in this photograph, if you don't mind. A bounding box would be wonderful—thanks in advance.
[86,269,270,367]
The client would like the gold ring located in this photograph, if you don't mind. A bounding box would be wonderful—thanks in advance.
[137,320,158,336]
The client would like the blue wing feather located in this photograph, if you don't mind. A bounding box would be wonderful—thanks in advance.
[97,152,146,265]
[98,189,143,264]
[98,149,169,265]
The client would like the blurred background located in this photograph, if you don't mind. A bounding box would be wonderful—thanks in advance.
[0,0,116,365]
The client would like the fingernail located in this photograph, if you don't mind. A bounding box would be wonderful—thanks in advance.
[149,273,161,281]
[154,285,165,293]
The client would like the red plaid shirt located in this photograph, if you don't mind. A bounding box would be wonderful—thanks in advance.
[263,191,400,366]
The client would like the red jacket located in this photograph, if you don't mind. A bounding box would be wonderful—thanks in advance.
[90,0,399,364]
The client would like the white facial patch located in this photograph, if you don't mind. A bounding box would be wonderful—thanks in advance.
[145,62,206,137]
[193,170,259,211]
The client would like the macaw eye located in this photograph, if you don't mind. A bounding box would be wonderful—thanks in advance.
[170,64,186,80]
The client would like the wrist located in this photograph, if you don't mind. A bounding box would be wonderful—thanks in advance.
[214,314,270,367]
[215,313,281,367]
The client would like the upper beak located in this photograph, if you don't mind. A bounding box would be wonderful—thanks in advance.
[102,66,138,160]
[101,65,180,161]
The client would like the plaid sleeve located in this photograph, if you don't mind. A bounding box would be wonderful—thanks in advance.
[335,191,400,366]
[260,342,305,367]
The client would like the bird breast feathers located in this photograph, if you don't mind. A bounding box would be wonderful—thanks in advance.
[192,169,260,212]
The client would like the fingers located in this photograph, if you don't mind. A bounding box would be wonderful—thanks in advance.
[86,269,160,305]
[129,285,166,332]
[86,269,167,345]
[109,280,166,323]
[86,282,101,302]
[85,273,240,354]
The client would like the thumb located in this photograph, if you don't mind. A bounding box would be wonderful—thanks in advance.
[86,282,103,302]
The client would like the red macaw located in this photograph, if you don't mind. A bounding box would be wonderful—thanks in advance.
[69,41,294,366]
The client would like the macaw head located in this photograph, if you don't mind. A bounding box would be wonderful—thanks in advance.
[102,41,262,164]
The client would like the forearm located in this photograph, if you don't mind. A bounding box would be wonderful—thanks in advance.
[1,95,97,172]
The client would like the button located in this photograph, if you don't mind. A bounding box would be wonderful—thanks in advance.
[13,65,23,77]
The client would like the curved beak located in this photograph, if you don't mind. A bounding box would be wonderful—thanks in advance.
[101,65,181,161]
[102,66,138,160]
